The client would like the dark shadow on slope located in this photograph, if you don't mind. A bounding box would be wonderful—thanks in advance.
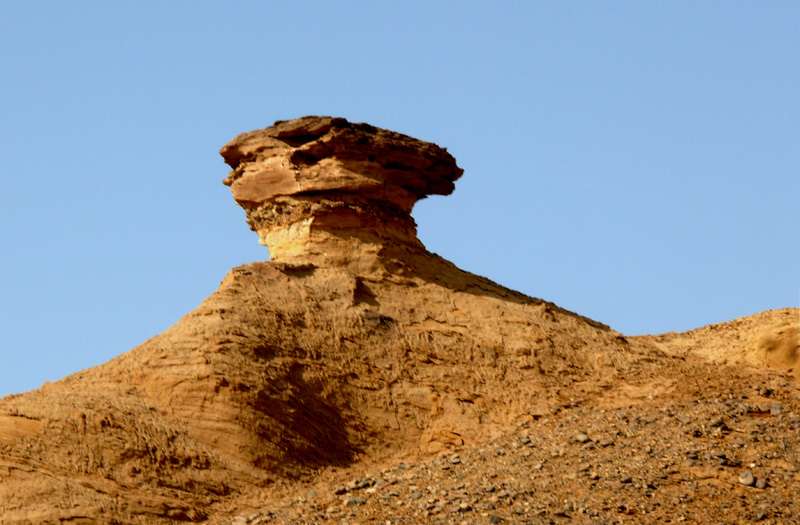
[246,362,358,474]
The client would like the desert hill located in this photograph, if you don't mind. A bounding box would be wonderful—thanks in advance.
[0,117,797,524]
[645,308,798,369]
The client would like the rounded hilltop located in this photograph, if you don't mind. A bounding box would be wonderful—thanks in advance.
[220,116,463,270]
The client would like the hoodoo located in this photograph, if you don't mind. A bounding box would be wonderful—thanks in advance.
[0,118,648,522]
[1,117,796,523]
[220,116,462,272]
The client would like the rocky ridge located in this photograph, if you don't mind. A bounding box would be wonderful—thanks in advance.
[0,117,797,524]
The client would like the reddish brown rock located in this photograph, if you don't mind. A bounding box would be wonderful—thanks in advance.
[220,116,462,270]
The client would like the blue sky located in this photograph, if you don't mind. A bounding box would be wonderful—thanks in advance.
[1,2,798,396]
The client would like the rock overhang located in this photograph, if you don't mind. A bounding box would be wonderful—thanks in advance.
[220,116,463,267]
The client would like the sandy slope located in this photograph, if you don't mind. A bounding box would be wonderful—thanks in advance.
[1,253,795,523]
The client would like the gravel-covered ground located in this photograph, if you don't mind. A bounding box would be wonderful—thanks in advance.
[224,369,800,525]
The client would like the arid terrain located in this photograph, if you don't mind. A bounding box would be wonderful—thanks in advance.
[1,117,797,524]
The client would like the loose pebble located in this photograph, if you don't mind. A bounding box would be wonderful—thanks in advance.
[738,470,755,487]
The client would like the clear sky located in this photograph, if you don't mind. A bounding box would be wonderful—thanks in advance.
[1,2,798,396]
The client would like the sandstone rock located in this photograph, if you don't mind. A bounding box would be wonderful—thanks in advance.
[0,118,624,522]
[0,117,797,524]
[220,116,462,270]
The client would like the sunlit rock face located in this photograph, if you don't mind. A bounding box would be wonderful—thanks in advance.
[220,116,462,272]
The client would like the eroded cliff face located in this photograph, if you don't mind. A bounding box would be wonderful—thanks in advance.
[0,118,795,524]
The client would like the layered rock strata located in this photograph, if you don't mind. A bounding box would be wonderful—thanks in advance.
[220,116,462,271]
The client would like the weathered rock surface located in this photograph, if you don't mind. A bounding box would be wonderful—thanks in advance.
[0,117,796,524]
[220,116,462,270]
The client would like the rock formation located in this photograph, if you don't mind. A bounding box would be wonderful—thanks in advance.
[220,116,462,271]
[0,117,797,524]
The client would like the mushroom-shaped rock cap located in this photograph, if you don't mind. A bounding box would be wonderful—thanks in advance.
[220,117,463,270]
[220,116,462,212]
